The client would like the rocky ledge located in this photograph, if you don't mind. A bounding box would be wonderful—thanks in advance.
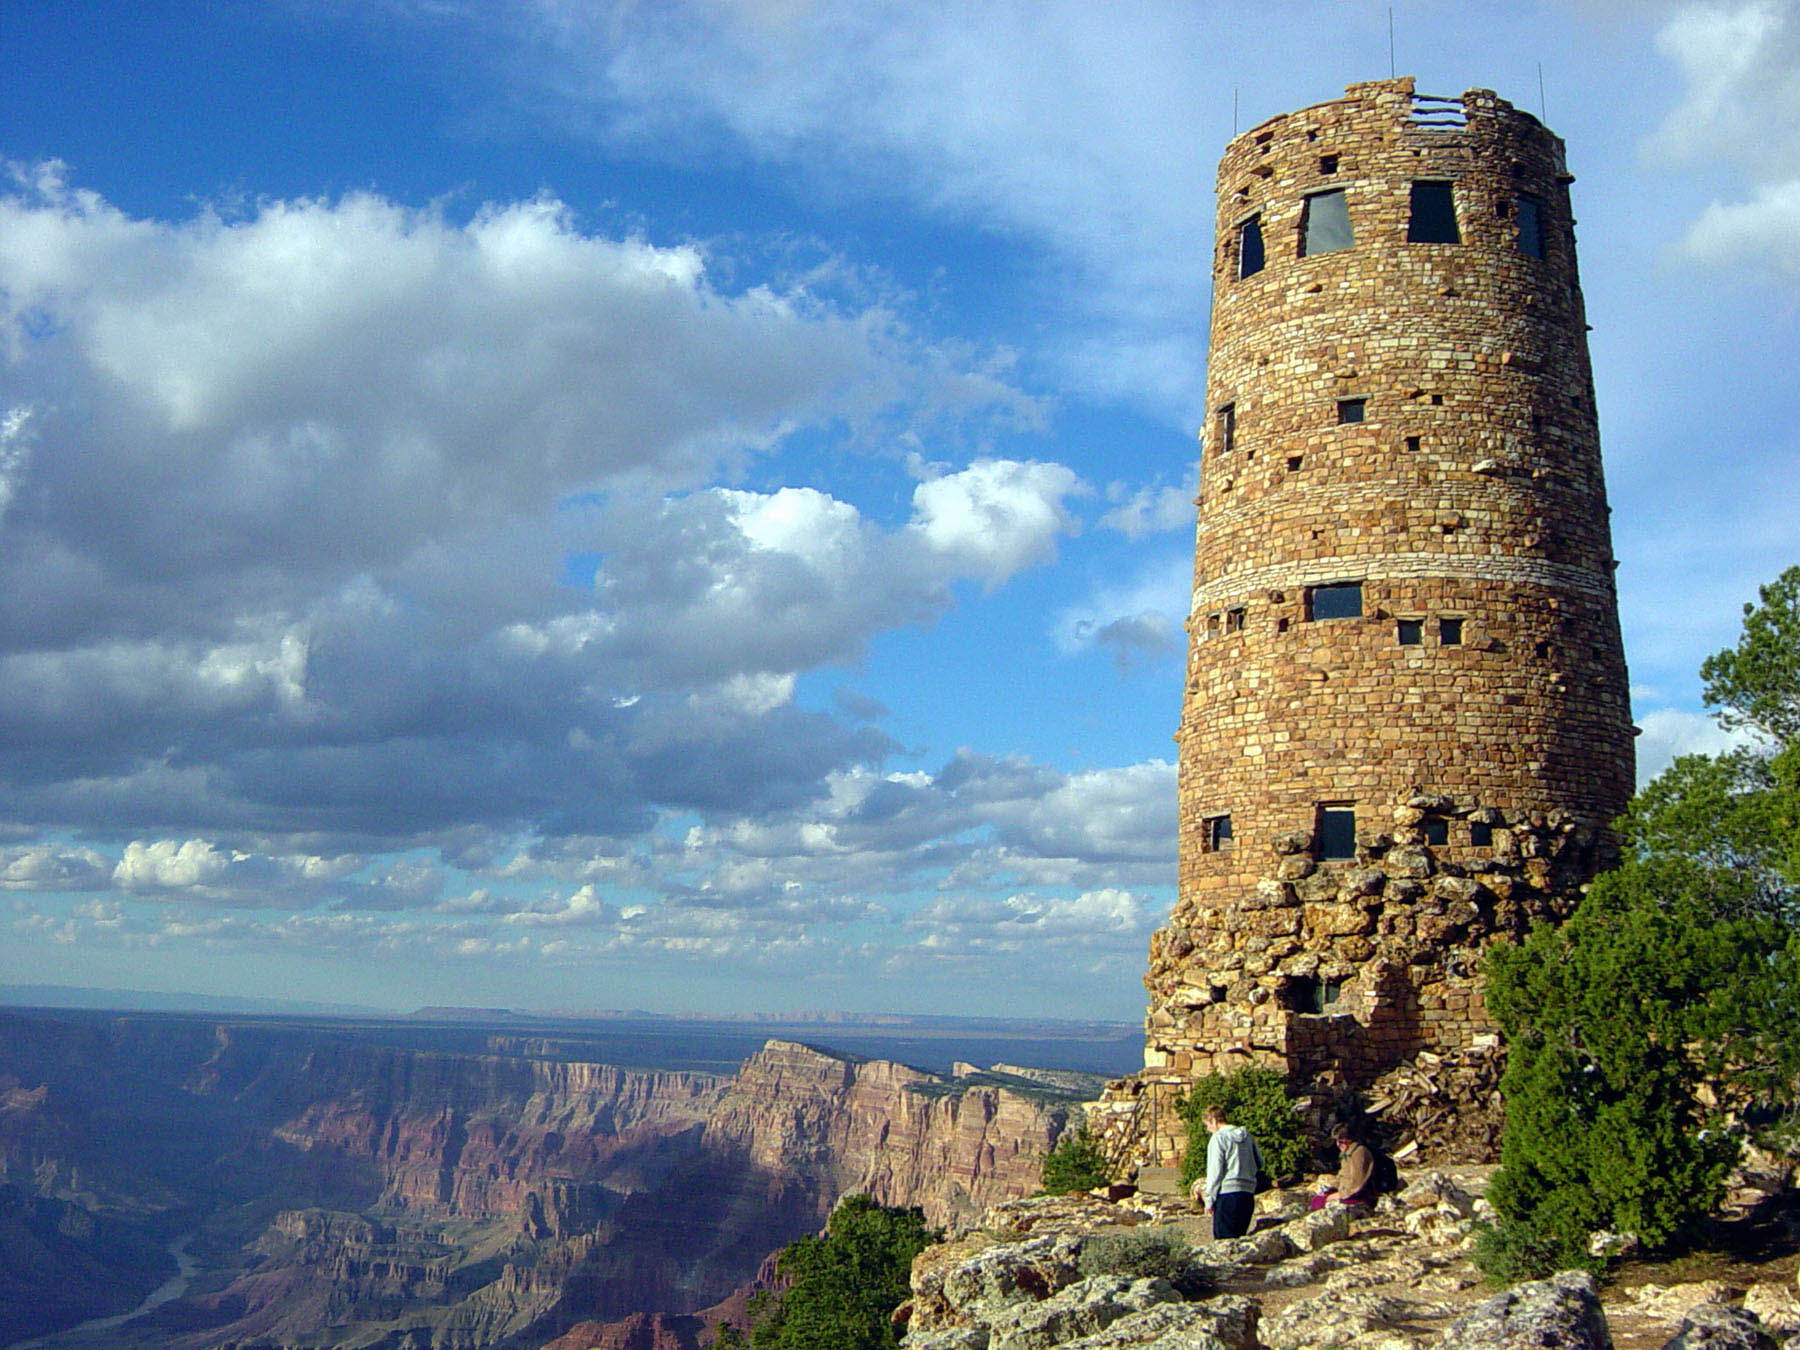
[900,1171,1800,1350]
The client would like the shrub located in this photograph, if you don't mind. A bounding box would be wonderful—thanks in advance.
[1039,1127,1111,1195]
[1077,1230,1215,1299]
[745,1194,934,1350]
[1178,1065,1307,1191]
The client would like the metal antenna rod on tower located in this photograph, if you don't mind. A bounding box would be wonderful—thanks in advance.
[1388,7,1396,80]
[1233,87,1239,136]
[1538,62,1548,121]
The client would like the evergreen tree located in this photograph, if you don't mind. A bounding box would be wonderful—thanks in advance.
[745,1195,933,1350]
[1039,1127,1111,1195]
[1479,566,1800,1280]
[1178,1065,1307,1189]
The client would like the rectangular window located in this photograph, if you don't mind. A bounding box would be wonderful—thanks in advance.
[1407,180,1461,243]
[1204,814,1233,852]
[1225,607,1246,633]
[1423,817,1449,846]
[1516,196,1545,259]
[1405,434,1421,452]
[1217,402,1236,456]
[1301,189,1354,256]
[1397,618,1423,646]
[1238,216,1265,278]
[1440,617,1464,645]
[1308,582,1363,621]
[1470,822,1495,847]
[1317,806,1357,860]
[1337,397,1366,424]
[1286,976,1343,1014]
[1319,153,1339,174]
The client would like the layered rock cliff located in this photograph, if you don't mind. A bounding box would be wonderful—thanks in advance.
[0,1009,1090,1348]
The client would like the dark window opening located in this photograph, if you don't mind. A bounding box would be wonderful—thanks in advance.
[1217,402,1236,456]
[1405,435,1421,452]
[1319,153,1339,174]
[1204,814,1233,852]
[1226,607,1246,633]
[1205,613,1221,636]
[1287,455,1303,472]
[1516,195,1546,258]
[1238,216,1265,278]
[1286,976,1343,1014]
[1534,639,1552,659]
[1337,397,1366,424]
[1423,817,1450,846]
[1308,582,1363,621]
[1408,180,1461,243]
[1496,198,1513,219]
[1276,617,1290,633]
[1397,619,1423,646]
[1301,189,1354,256]
[1317,806,1357,860]
[1470,822,1495,847]
[1531,413,1544,436]
[1430,393,1444,406]
[1440,617,1464,646]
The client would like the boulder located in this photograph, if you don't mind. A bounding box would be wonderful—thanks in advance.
[984,1274,1178,1350]
[1629,1283,1739,1325]
[1263,1251,1349,1288]
[917,1233,1083,1332]
[1661,1305,1781,1349]
[1438,1270,1612,1349]
[1210,1227,1293,1265]
[1054,1296,1259,1350]
[1285,1202,1354,1252]
[1745,1283,1800,1335]
[907,1330,992,1350]
[1259,1289,1412,1350]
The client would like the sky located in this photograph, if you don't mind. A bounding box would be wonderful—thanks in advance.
[0,0,1796,1022]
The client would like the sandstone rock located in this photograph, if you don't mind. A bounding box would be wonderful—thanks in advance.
[1745,1283,1800,1335]
[1276,856,1317,882]
[1341,867,1387,898]
[906,1329,993,1350]
[1629,1282,1739,1325]
[1054,1295,1260,1350]
[1384,849,1434,879]
[1438,1270,1611,1349]
[1431,875,1487,904]
[1660,1305,1780,1349]
[1285,1203,1353,1252]
[1210,1227,1292,1265]
[1587,1228,1639,1259]
[1273,831,1311,855]
[1304,902,1375,938]
[984,1274,1178,1350]
[1264,1251,1348,1287]
[915,1233,1083,1332]
[1259,1289,1412,1350]
[1395,1172,1477,1217]
[1402,1203,1472,1246]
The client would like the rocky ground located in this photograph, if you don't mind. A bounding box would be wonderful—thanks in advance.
[899,1170,1800,1350]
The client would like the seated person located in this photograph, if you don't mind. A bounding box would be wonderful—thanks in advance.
[1310,1125,1376,1210]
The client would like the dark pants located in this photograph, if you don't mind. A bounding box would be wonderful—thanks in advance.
[1212,1190,1253,1239]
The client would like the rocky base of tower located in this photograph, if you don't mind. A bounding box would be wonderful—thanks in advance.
[1092,791,1616,1171]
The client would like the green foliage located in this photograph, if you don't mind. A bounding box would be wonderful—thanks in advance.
[1481,566,1800,1280]
[1077,1231,1216,1299]
[709,1323,748,1349]
[1700,564,1800,744]
[1177,1065,1307,1189]
[745,1194,934,1350]
[1039,1127,1111,1195]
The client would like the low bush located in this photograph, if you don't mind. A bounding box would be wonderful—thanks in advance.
[1077,1230,1215,1299]
[1178,1065,1307,1191]
[1039,1127,1111,1195]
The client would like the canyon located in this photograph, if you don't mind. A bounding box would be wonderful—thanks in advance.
[0,1007,1098,1348]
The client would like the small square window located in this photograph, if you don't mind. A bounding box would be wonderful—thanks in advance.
[1205,613,1221,636]
[1308,582,1363,621]
[1471,822,1495,847]
[1238,216,1266,278]
[1397,619,1423,646]
[1405,435,1421,453]
[1287,455,1303,472]
[1407,180,1460,243]
[1217,402,1236,456]
[1204,814,1233,852]
[1319,153,1339,174]
[1337,398,1366,425]
[1516,195,1546,259]
[1430,393,1444,406]
[1226,607,1246,633]
[1301,189,1354,256]
[1423,817,1449,846]
[1317,806,1357,860]
[1440,618,1464,646]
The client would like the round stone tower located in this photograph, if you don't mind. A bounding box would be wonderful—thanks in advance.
[1095,79,1635,1167]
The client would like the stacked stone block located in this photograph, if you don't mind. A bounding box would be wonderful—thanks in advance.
[1096,79,1634,1170]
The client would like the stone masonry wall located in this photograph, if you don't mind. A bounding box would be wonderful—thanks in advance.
[1097,80,1635,1172]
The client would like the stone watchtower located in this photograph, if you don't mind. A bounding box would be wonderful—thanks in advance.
[1096,79,1635,1168]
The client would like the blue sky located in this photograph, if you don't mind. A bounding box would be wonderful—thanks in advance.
[1,1,1796,1021]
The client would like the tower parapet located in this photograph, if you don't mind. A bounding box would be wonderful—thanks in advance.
[1094,79,1634,1169]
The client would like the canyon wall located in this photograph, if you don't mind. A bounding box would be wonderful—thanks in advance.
[0,1009,1087,1348]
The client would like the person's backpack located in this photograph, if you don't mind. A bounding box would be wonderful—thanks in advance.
[1369,1146,1399,1197]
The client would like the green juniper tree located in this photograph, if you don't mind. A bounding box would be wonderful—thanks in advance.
[1478,566,1800,1281]
[1039,1126,1112,1195]
[743,1194,934,1350]
[1178,1065,1308,1191]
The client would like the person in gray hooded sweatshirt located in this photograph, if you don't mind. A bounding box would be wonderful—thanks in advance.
[1194,1104,1261,1239]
